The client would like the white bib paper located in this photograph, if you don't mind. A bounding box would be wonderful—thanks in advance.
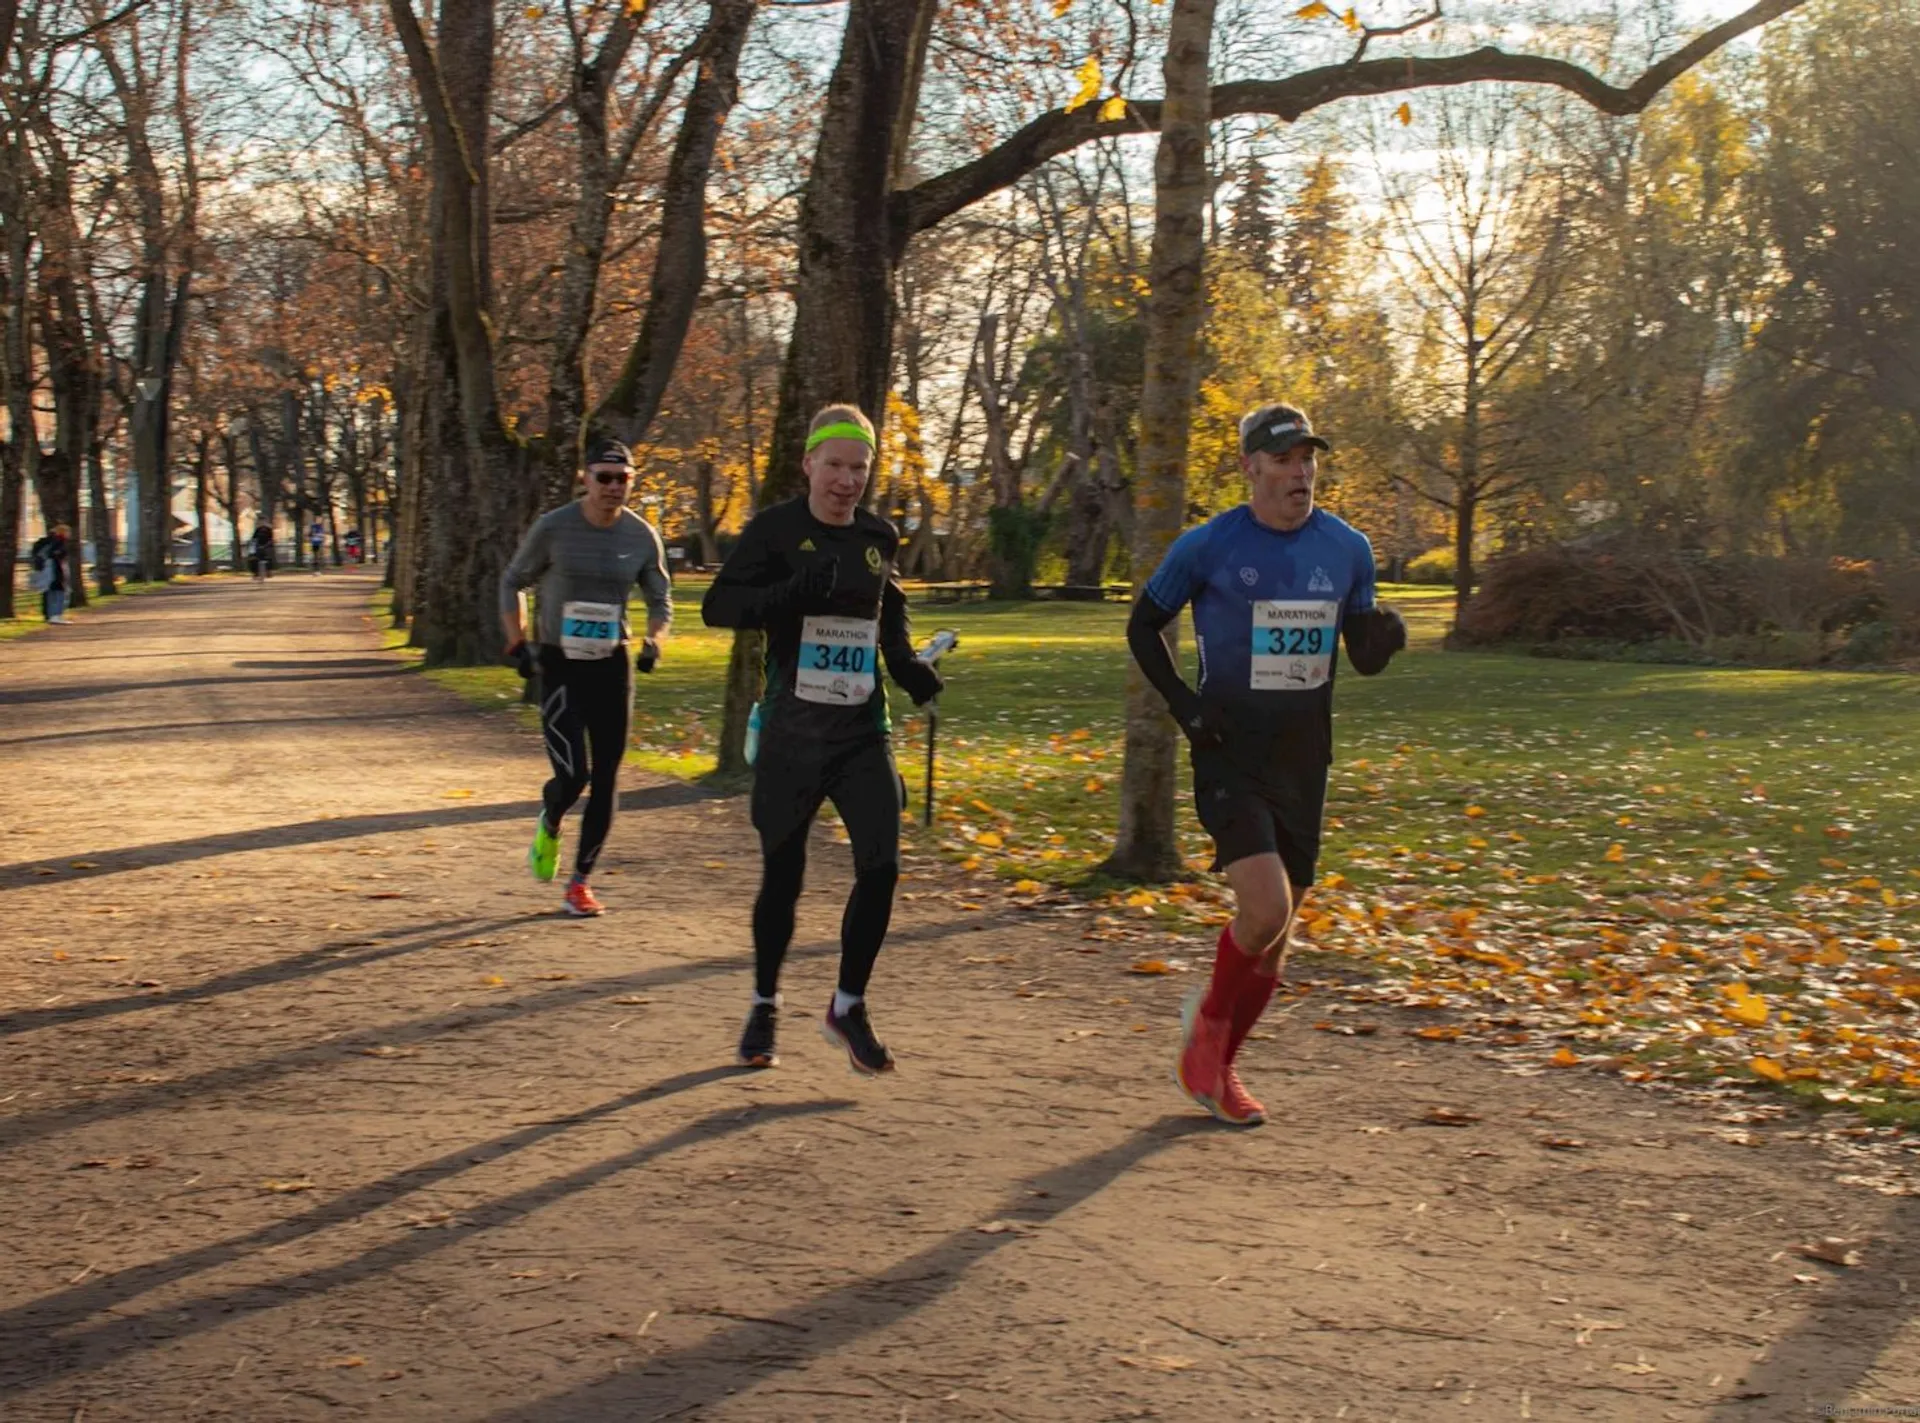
[1250,600,1338,690]
[795,615,877,704]
[559,599,621,660]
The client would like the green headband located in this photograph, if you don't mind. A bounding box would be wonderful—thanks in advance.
[805,421,875,453]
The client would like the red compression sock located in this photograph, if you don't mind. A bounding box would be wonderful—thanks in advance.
[1200,923,1258,1021]
[1227,962,1279,1060]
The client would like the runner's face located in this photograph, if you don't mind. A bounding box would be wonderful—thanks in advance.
[1246,444,1317,527]
[584,463,631,516]
[804,439,871,525]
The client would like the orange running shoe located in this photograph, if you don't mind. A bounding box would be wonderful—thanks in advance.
[1174,1003,1228,1118]
[1176,987,1264,1126]
[1215,1065,1267,1127]
[562,879,604,917]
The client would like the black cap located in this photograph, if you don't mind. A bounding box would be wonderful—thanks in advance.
[584,437,633,469]
[1241,405,1331,458]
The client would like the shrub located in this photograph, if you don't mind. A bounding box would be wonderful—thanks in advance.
[1405,545,1456,585]
[1455,541,1920,667]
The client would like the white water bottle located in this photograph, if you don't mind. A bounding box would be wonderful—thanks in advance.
[918,629,959,665]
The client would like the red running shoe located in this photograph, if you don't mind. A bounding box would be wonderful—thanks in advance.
[562,879,604,917]
[1215,1065,1267,1126]
[1176,987,1264,1126]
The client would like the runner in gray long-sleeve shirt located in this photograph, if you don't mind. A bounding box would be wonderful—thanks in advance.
[501,438,672,917]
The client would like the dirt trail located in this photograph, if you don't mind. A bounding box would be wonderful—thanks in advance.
[0,570,1914,1422]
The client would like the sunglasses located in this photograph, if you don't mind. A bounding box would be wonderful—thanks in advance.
[589,468,632,485]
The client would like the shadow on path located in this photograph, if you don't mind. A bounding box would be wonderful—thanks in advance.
[0,1094,851,1397]
[479,1114,1211,1421]
[0,781,722,889]
[0,912,538,1040]
[0,912,1013,1154]
[0,1064,741,1349]
[0,664,410,707]
[0,709,476,750]
[1703,1196,1920,1419]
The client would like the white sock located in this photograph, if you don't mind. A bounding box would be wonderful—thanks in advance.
[831,989,861,1017]
[752,992,781,1008]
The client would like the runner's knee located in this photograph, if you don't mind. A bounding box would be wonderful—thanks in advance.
[852,860,898,901]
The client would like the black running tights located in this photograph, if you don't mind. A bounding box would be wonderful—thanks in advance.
[750,739,901,999]
[537,648,633,878]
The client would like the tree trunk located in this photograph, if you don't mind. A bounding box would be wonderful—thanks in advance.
[0,447,18,620]
[591,0,756,453]
[1064,444,1124,586]
[2,147,32,618]
[87,432,113,595]
[759,0,937,505]
[1101,0,1216,883]
[1453,482,1477,619]
[1455,335,1481,619]
[694,457,720,564]
[219,431,244,569]
[192,428,212,573]
[718,0,937,766]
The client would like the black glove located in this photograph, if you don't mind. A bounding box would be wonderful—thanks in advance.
[1377,604,1408,652]
[1171,693,1224,751]
[787,556,838,613]
[506,640,535,680]
[894,657,944,707]
[635,639,660,674]
[1345,605,1407,676]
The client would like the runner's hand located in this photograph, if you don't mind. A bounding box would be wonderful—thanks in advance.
[895,658,943,707]
[1172,695,1224,751]
[788,556,838,612]
[506,640,535,680]
[635,639,660,674]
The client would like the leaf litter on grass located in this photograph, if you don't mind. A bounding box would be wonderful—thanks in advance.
[427,588,1920,1149]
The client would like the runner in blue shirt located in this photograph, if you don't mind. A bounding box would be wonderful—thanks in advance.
[1128,402,1407,1126]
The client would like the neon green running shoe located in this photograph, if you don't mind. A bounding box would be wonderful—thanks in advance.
[528,818,561,882]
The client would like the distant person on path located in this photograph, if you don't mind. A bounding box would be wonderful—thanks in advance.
[1127,403,1407,1126]
[501,438,672,918]
[28,523,72,624]
[702,404,944,1076]
[248,524,275,580]
[308,519,325,571]
[344,528,363,564]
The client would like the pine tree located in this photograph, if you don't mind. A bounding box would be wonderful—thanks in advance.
[1227,157,1277,281]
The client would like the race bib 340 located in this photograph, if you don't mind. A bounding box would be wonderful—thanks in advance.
[796,615,877,704]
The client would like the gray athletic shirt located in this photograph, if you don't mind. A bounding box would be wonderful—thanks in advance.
[500,502,673,648]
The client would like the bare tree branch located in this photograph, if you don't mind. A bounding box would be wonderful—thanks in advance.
[897,0,1809,236]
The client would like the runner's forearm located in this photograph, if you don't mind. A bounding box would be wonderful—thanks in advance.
[701,519,787,629]
[877,579,916,679]
[1126,593,1198,720]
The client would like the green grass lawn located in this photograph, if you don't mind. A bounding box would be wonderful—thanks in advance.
[379,579,1920,1119]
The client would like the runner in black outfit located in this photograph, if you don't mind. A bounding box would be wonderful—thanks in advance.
[703,404,943,1074]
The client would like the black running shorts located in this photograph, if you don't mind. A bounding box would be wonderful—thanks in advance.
[1190,747,1327,886]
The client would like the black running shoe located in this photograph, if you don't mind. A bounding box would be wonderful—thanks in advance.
[738,1002,779,1068]
[821,999,896,1076]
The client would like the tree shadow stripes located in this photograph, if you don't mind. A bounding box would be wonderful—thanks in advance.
[0,911,1016,1155]
[0,780,722,889]
[0,1094,853,1398]
[473,1114,1211,1421]
[0,911,540,1040]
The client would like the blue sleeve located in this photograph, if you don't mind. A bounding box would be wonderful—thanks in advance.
[1345,530,1378,616]
[1141,523,1212,613]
